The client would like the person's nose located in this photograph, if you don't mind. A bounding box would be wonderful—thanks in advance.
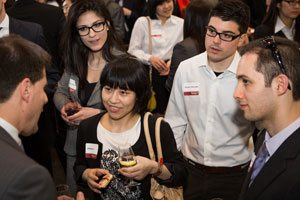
[213,33,222,44]
[109,90,119,103]
[233,83,243,101]
[88,28,97,37]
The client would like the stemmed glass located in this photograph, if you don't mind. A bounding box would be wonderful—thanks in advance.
[118,144,140,187]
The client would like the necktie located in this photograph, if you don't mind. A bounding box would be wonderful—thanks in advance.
[249,142,269,187]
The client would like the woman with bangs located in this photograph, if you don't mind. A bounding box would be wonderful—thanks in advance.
[74,57,186,200]
[53,0,126,196]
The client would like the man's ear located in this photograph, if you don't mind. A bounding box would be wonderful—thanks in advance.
[20,78,32,103]
[275,74,290,95]
[237,33,249,48]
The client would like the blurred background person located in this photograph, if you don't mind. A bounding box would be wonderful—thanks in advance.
[128,0,183,115]
[54,0,127,196]
[254,0,300,44]
[166,0,217,91]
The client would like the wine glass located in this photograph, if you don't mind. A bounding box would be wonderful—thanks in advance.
[118,145,140,187]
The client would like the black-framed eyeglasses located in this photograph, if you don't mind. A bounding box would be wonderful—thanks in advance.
[205,26,241,42]
[283,0,300,6]
[261,36,291,90]
[77,21,106,36]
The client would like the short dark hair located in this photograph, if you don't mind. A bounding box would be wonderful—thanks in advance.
[0,34,50,103]
[100,57,151,114]
[146,0,175,19]
[240,36,300,100]
[209,0,250,34]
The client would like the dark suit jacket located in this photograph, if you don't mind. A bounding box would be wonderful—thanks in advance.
[104,0,126,41]
[239,128,300,200]
[254,24,287,40]
[0,126,56,200]
[7,0,65,74]
[165,37,204,91]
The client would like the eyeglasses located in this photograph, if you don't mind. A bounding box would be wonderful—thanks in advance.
[283,0,300,6]
[77,21,106,36]
[205,26,241,42]
[261,36,291,90]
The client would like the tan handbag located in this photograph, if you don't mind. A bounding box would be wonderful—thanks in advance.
[143,112,183,200]
[146,17,157,112]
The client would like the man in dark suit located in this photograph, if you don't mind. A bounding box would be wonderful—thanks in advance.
[0,34,55,200]
[0,35,86,200]
[7,0,65,74]
[0,0,61,175]
[234,36,300,200]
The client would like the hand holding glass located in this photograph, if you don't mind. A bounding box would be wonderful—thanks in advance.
[118,145,140,187]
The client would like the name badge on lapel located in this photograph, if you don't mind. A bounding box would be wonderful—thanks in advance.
[183,82,200,96]
[85,143,99,159]
[68,79,77,93]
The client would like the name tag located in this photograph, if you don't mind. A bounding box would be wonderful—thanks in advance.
[183,82,200,96]
[68,79,77,93]
[85,143,98,159]
[151,30,162,38]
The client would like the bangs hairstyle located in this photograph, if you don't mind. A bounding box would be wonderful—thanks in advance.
[100,57,151,114]
[146,0,175,19]
[209,0,250,34]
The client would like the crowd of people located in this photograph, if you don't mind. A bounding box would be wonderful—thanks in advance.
[0,0,300,200]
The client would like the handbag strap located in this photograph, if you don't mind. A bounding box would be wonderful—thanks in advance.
[146,16,152,55]
[146,17,153,84]
[143,112,164,162]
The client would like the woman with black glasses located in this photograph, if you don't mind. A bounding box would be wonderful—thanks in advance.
[53,0,126,196]
[254,0,300,44]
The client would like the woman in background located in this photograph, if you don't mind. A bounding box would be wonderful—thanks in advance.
[128,0,183,115]
[254,0,300,44]
[165,0,216,91]
[54,0,126,196]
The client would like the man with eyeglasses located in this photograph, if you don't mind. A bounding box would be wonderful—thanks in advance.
[165,1,255,199]
[235,36,300,200]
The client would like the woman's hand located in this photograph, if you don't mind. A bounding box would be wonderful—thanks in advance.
[118,156,157,180]
[82,168,111,194]
[149,56,168,73]
[60,102,82,125]
[159,60,170,76]
[65,107,101,126]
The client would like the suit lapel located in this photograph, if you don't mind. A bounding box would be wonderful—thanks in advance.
[0,126,23,153]
[8,17,17,34]
[246,128,300,199]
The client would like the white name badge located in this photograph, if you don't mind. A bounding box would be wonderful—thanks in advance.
[68,79,77,92]
[151,30,162,38]
[183,82,200,96]
[85,143,99,159]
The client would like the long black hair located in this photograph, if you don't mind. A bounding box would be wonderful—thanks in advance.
[261,0,300,44]
[183,0,215,52]
[60,0,125,89]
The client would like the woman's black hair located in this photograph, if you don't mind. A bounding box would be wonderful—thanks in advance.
[261,0,300,44]
[146,0,175,19]
[100,56,151,114]
[60,0,125,90]
[184,0,215,52]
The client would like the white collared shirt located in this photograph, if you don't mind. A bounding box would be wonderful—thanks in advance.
[0,14,10,38]
[0,117,21,146]
[275,16,295,41]
[165,51,254,167]
[128,15,183,64]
